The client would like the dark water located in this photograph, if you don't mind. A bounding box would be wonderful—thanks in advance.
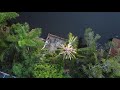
[15,12,120,45]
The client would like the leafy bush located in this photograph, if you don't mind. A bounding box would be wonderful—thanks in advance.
[33,63,65,78]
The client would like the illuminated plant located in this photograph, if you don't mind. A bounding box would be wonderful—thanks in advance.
[59,33,77,60]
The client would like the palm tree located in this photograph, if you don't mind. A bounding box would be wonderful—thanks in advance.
[59,33,78,60]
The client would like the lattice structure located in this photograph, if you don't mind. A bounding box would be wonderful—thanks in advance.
[0,71,16,78]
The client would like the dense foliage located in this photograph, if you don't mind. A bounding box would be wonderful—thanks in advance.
[0,12,120,78]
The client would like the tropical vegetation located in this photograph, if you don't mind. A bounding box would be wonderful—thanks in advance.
[0,12,120,78]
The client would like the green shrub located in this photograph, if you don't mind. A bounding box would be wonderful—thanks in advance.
[33,63,65,78]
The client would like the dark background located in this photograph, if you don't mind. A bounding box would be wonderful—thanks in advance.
[14,12,120,45]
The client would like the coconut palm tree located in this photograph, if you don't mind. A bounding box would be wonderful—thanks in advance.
[59,33,78,60]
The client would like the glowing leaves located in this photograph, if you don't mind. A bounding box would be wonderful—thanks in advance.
[59,44,77,60]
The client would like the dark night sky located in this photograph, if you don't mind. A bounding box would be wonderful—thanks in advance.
[14,12,120,45]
